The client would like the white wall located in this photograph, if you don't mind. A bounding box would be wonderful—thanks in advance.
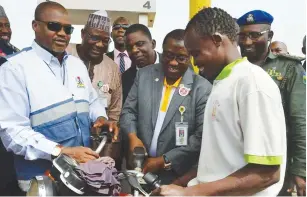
[0,0,305,55]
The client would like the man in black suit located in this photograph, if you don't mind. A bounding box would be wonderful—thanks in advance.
[122,24,161,103]
[106,17,131,73]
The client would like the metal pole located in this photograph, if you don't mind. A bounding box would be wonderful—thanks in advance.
[189,0,211,74]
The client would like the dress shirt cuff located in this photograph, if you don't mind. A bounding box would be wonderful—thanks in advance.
[91,107,108,123]
[36,138,59,156]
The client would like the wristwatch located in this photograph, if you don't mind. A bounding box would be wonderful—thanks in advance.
[51,145,63,159]
[163,154,172,170]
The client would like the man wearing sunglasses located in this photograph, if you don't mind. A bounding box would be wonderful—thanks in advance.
[120,29,211,184]
[0,2,118,193]
[238,10,306,196]
[106,17,132,73]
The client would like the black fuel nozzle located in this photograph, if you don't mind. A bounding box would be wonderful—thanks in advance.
[90,126,113,143]
[133,147,147,171]
[143,172,161,189]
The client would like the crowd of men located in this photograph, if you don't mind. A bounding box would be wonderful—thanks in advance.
[0,1,305,196]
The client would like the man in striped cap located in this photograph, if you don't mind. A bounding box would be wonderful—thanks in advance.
[67,10,123,169]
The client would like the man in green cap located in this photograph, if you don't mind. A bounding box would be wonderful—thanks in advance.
[237,10,306,196]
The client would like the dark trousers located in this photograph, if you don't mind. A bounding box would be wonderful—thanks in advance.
[278,170,292,196]
[0,141,24,196]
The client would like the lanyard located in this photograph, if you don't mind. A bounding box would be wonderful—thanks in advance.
[43,60,66,85]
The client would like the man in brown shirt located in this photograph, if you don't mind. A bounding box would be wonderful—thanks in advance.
[67,10,122,122]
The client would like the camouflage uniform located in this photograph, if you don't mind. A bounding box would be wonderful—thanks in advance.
[262,52,306,195]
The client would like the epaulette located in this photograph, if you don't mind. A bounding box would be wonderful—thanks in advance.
[277,53,305,62]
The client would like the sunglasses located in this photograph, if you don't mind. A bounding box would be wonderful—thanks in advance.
[37,20,74,35]
[112,24,130,30]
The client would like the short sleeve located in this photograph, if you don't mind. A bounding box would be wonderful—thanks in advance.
[239,90,286,165]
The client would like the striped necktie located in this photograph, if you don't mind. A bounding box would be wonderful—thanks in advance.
[119,53,126,73]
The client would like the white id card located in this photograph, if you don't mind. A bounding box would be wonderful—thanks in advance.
[175,122,188,146]
[98,93,108,108]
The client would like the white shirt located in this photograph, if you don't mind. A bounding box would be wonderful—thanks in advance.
[114,48,131,71]
[189,58,287,196]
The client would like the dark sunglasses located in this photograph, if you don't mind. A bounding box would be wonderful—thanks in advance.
[112,24,130,30]
[36,20,74,35]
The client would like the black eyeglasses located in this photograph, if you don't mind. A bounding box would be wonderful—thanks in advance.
[85,31,111,45]
[36,20,74,35]
[238,30,269,42]
[163,52,190,64]
[112,24,130,30]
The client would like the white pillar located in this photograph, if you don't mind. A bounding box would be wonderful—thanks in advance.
[138,14,148,27]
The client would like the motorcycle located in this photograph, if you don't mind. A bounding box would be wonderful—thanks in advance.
[26,131,161,196]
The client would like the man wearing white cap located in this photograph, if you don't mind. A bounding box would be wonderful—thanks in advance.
[0,5,23,195]
[0,5,19,64]
[67,10,122,123]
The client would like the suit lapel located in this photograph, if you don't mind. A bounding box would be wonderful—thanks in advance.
[160,68,194,132]
[151,64,164,128]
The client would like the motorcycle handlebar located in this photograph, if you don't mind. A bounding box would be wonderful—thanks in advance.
[94,134,108,154]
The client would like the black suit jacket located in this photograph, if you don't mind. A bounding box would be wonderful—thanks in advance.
[106,50,114,60]
[122,52,162,104]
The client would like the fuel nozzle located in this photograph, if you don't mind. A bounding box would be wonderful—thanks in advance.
[133,147,147,171]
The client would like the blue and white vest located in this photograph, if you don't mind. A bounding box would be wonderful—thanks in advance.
[7,48,93,180]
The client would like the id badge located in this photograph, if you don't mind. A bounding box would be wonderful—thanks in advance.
[98,90,108,108]
[100,96,108,108]
[175,122,188,146]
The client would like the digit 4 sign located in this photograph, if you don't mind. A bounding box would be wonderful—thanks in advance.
[143,1,151,9]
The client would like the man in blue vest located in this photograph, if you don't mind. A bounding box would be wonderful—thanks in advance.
[0,1,118,192]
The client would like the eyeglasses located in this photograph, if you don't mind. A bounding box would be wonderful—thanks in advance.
[36,20,74,35]
[238,30,270,42]
[85,31,111,45]
[112,24,130,30]
[163,52,190,64]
